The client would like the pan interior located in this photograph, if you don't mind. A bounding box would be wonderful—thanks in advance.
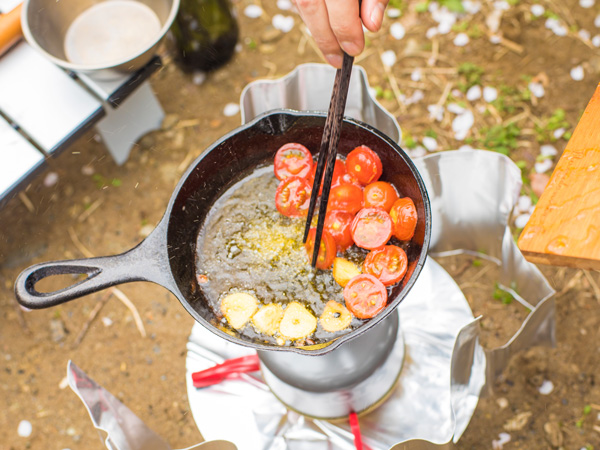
[165,112,429,351]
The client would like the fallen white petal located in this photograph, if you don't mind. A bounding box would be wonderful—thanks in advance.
[515,213,531,229]
[492,432,512,450]
[406,90,424,105]
[102,317,113,327]
[381,50,397,67]
[452,110,475,140]
[447,103,466,114]
[486,9,503,33]
[426,27,439,39]
[538,380,554,395]
[494,1,510,10]
[244,4,263,18]
[44,172,59,187]
[411,68,422,82]
[531,4,545,17]
[193,71,206,85]
[535,159,553,173]
[517,195,533,213]
[489,34,502,44]
[272,14,294,33]
[18,420,32,438]
[541,144,558,157]
[427,104,445,122]
[422,136,439,151]
[454,33,470,46]
[458,144,474,151]
[223,103,240,117]
[408,146,427,158]
[437,21,453,35]
[277,0,292,11]
[595,14,600,27]
[390,22,406,40]
[593,35,600,47]
[579,29,591,41]
[528,82,545,98]
[466,85,482,101]
[483,86,498,102]
[571,65,585,81]
[387,8,401,18]
[59,376,69,389]
[463,1,481,14]
[553,128,565,139]
[580,0,595,8]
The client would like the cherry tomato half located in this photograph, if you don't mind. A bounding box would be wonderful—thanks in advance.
[346,145,383,186]
[305,228,336,269]
[274,143,313,181]
[363,245,408,286]
[343,274,388,319]
[275,176,311,217]
[307,158,346,195]
[327,183,363,215]
[363,181,399,212]
[324,210,355,252]
[389,197,418,241]
[351,208,393,250]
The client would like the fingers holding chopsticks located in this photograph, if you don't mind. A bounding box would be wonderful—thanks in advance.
[295,0,388,68]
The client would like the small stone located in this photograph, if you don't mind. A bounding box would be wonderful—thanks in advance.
[497,397,509,409]
[18,420,32,438]
[538,380,554,395]
[503,411,532,431]
[258,44,277,54]
[261,26,283,43]
[44,172,59,187]
[223,103,240,117]
[161,114,179,131]
[81,165,94,176]
[543,422,563,447]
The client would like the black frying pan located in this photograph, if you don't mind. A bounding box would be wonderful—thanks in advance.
[15,110,431,355]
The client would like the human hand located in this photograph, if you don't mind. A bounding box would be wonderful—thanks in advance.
[294,0,389,68]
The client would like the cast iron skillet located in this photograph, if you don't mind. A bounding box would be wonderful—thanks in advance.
[15,110,431,355]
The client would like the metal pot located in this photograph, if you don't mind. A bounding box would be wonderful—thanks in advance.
[14,110,431,356]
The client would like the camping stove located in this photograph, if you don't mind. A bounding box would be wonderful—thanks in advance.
[258,312,404,419]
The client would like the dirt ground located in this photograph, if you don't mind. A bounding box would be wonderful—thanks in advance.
[2,0,600,449]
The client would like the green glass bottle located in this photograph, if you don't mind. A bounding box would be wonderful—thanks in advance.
[170,0,239,72]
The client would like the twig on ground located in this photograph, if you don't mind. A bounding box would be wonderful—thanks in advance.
[379,50,405,113]
[262,60,277,78]
[72,292,111,348]
[435,82,452,110]
[175,119,201,129]
[12,296,31,334]
[300,25,326,64]
[111,287,147,338]
[297,34,307,56]
[178,148,199,172]
[503,111,529,127]
[355,47,376,64]
[18,192,35,213]
[428,38,439,66]
[583,270,600,305]
[468,263,493,283]
[68,226,146,338]
[78,198,104,223]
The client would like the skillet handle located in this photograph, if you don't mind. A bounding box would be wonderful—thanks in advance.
[14,223,176,309]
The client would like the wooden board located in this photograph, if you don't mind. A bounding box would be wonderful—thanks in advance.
[518,82,600,270]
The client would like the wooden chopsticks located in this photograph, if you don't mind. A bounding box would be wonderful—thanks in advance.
[303,52,355,267]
